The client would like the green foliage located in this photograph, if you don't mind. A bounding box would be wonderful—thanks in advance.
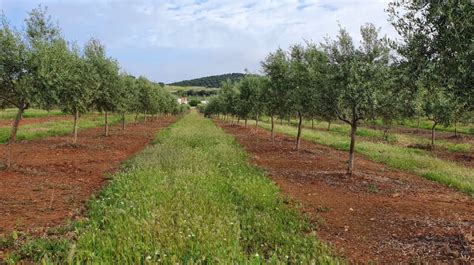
[188,99,201,107]
[169,73,245,88]
[85,38,121,114]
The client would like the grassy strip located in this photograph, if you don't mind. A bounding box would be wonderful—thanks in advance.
[0,114,135,144]
[254,120,474,195]
[5,111,337,264]
[0,109,64,119]
[273,117,472,154]
[393,119,473,135]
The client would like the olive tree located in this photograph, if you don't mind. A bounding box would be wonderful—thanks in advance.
[0,7,60,167]
[116,74,138,130]
[323,24,392,175]
[58,45,95,144]
[287,44,312,150]
[236,74,265,128]
[85,38,120,136]
[261,48,290,141]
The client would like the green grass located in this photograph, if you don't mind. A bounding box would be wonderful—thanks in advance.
[394,119,474,135]
[6,111,337,264]
[255,120,474,196]
[0,114,135,144]
[0,109,64,119]
[277,118,473,154]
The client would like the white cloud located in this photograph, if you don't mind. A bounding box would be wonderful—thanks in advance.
[0,0,398,82]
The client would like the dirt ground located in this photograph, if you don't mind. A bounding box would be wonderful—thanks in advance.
[0,115,70,128]
[217,121,474,263]
[0,117,177,240]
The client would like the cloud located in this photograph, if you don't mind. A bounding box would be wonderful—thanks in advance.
[0,0,397,83]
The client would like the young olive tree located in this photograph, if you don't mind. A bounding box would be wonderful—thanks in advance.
[0,18,32,168]
[236,75,264,128]
[305,43,335,130]
[61,46,95,144]
[261,48,290,141]
[219,80,239,123]
[323,24,392,175]
[288,44,312,150]
[0,7,60,168]
[116,74,138,130]
[85,38,120,136]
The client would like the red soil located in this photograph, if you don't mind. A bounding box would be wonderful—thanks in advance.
[216,121,474,263]
[0,117,177,240]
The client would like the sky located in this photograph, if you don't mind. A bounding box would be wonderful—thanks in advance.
[0,0,398,83]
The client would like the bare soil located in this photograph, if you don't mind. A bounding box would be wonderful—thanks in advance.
[216,121,474,263]
[0,117,177,240]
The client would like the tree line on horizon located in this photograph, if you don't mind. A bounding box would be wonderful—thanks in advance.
[0,6,186,169]
[202,1,473,175]
[169,73,246,88]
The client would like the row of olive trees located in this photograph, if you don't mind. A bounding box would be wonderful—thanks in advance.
[0,7,183,168]
[204,12,472,176]
[204,24,394,175]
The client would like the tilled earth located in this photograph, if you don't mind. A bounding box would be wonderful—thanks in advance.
[217,121,474,263]
[0,116,177,238]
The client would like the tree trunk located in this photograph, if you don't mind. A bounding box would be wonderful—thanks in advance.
[416,116,420,132]
[144,110,147,122]
[454,123,457,137]
[271,115,275,142]
[347,123,357,176]
[280,118,283,125]
[287,117,290,126]
[431,122,437,150]
[6,106,25,169]
[135,112,139,122]
[122,112,126,130]
[255,114,259,129]
[244,119,247,128]
[311,118,314,129]
[104,111,109,136]
[327,121,331,131]
[296,113,303,150]
[73,109,79,145]
[383,127,388,140]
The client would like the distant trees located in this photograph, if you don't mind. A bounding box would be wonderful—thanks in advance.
[0,7,183,168]
[170,73,245,88]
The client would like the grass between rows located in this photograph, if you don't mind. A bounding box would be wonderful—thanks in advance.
[0,109,64,119]
[252,119,474,196]
[0,114,136,144]
[273,117,472,154]
[5,111,337,264]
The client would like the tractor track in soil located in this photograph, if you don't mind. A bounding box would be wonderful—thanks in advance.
[216,120,474,263]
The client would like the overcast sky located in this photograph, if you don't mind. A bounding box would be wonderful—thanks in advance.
[0,0,398,83]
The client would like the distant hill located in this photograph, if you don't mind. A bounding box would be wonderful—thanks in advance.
[169,73,245,88]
